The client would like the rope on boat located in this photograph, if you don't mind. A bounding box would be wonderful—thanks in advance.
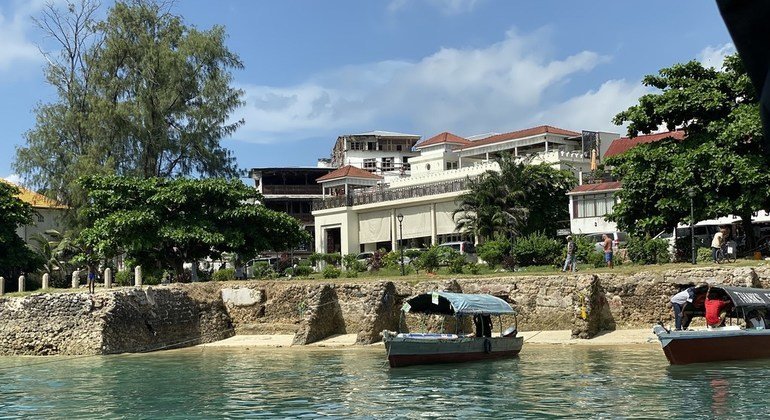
[522,315,569,343]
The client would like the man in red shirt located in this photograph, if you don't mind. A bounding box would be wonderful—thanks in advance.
[705,289,732,328]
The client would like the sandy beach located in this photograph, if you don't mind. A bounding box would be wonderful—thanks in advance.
[198,328,659,348]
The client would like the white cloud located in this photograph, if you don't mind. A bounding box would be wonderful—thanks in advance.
[697,43,735,69]
[388,0,482,15]
[530,79,651,133]
[0,2,43,71]
[233,28,619,142]
[3,173,22,185]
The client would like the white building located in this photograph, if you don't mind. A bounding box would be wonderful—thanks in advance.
[4,180,68,244]
[313,125,618,255]
[329,131,421,183]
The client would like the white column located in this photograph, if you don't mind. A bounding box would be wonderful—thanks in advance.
[42,273,49,289]
[72,270,80,289]
[134,265,143,287]
[430,203,437,245]
[391,209,398,251]
[104,267,112,289]
[0,277,4,295]
[545,141,549,152]
[514,147,518,156]
[18,275,25,292]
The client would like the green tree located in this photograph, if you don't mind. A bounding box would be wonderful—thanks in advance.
[0,182,43,282]
[609,54,770,246]
[15,0,244,227]
[30,230,74,288]
[454,156,576,241]
[76,176,310,280]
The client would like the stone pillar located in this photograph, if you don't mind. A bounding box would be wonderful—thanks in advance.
[134,265,142,287]
[72,270,80,289]
[104,267,112,289]
[0,276,4,295]
[190,264,198,282]
[42,273,49,289]
[18,275,25,292]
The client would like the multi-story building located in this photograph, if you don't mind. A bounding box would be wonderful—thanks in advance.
[5,180,68,244]
[248,167,334,257]
[329,131,421,182]
[313,125,619,255]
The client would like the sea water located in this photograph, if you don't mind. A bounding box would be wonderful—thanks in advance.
[0,344,767,418]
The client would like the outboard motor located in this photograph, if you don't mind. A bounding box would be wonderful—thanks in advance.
[502,326,518,337]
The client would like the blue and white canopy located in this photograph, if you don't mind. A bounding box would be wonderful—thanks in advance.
[402,292,515,316]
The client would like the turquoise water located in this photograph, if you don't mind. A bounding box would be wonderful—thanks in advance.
[0,344,768,418]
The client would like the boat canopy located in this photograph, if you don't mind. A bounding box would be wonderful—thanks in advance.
[402,292,515,316]
[719,286,770,309]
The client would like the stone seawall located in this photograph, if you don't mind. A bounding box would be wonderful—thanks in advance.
[2,265,770,355]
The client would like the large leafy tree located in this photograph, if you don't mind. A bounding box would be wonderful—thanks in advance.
[454,157,576,241]
[0,183,43,283]
[76,176,310,280]
[608,54,770,246]
[15,0,244,227]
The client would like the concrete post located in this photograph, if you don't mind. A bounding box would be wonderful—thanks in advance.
[104,267,112,289]
[42,273,49,289]
[190,264,198,282]
[18,275,25,292]
[134,265,142,287]
[0,276,4,295]
[72,270,80,289]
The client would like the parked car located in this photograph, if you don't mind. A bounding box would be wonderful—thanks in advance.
[437,241,478,263]
[356,252,375,265]
[586,232,628,253]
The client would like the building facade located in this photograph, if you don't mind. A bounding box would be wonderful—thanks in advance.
[313,125,618,256]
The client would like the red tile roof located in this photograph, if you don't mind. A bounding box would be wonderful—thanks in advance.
[1,179,68,209]
[568,181,622,194]
[461,125,580,150]
[415,132,472,149]
[604,130,685,158]
[316,165,383,182]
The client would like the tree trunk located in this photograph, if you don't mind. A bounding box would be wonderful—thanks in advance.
[740,210,756,252]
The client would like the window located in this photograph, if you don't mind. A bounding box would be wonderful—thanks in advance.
[366,142,377,151]
[37,214,44,223]
[402,156,410,171]
[446,161,458,170]
[350,142,363,150]
[382,157,394,171]
[396,145,402,151]
[574,193,617,218]
[363,158,376,171]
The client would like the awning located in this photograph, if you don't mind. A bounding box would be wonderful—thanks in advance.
[720,286,770,309]
[402,292,515,316]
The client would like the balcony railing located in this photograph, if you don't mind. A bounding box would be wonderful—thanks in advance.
[313,179,470,211]
[262,185,323,195]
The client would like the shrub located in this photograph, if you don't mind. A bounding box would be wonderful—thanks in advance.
[308,253,324,265]
[197,269,212,282]
[322,253,342,266]
[586,250,605,268]
[626,237,671,265]
[419,246,441,273]
[477,239,511,268]
[512,232,562,266]
[380,251,401,269]
[322,265,341,278]
[447,253,465,274]
[344,269,358,278]
[697,246,713,263]
[251,262,271,279]
[213,268,236,281]
[467,262,481,275]
[293,264,314,277]
[115,270,133,286]
[342,254,366,272]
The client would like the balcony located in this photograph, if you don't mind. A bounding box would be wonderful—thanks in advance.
[261,185,323,195]
[313,178,470,211]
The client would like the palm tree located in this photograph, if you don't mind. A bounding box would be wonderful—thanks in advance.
[30,229,73,286]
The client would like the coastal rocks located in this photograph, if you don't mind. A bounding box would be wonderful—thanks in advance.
[292,284,345,345]
[571,275,614,339]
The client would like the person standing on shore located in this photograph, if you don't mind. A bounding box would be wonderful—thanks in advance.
[670,287,695,330]
[562,235,577,272]
[602,234,613,268]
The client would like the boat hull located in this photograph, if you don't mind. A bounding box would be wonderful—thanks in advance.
[383,333,523,368]
[653,325,770,365]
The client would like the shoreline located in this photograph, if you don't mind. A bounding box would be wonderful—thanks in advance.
[197,328,659,349]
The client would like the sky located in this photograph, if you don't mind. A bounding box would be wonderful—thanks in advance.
[0,0,735,185]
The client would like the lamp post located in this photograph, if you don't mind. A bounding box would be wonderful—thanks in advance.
[397,213,405,276]
[688,188,696,265]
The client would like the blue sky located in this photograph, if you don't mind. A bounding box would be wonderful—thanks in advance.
[0,0,733,184]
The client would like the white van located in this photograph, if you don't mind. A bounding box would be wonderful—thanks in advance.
[437,241,478,263]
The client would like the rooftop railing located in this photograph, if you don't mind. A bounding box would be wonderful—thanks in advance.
[313,178,471,211]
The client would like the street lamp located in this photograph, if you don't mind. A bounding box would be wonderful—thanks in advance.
[688,188,696,265]
[397,213,405,276]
